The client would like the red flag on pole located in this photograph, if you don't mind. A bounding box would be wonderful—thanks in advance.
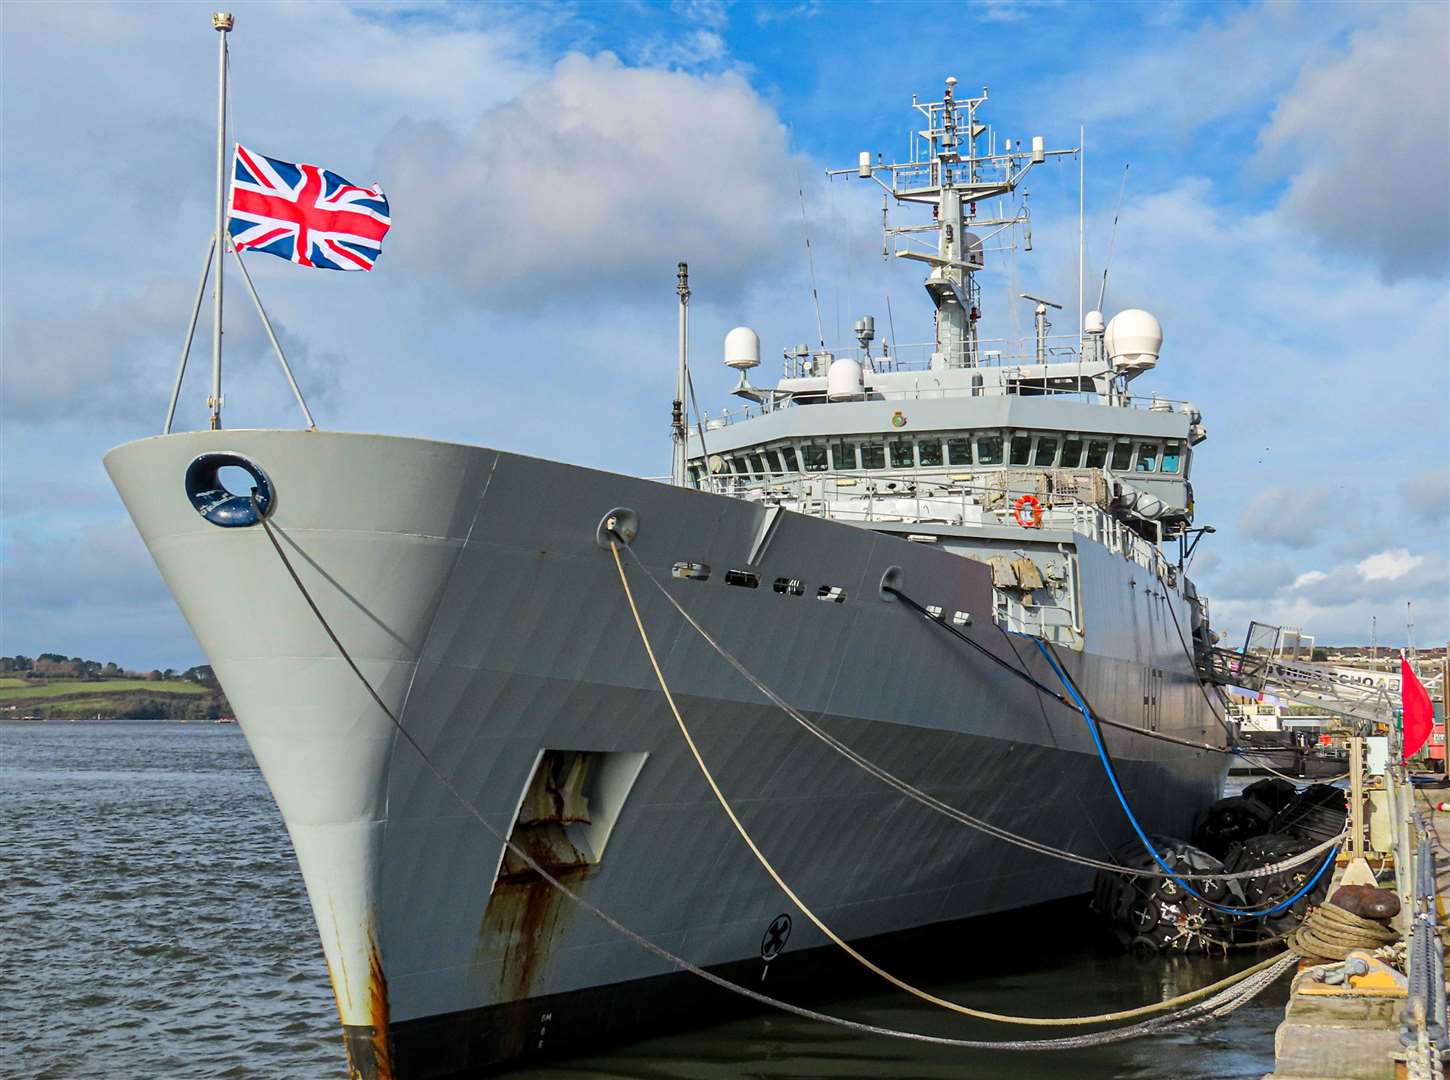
[1401,653,1434,761]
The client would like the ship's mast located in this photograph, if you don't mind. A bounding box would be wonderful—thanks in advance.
[830,77,1076,369]
[671,262,690,486]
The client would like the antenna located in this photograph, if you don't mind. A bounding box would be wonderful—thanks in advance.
[1078,124,1084,338]
[1020,293,1062,364]
[1407,601,1417,661]
[796,171,826,349]
[1096,163,1130,313]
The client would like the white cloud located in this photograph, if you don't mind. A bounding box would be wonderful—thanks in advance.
[1255,4,1450,280]
[1403,468,1450,526]
[973,0,1067,24]
[1357,549,1424,583]
[672,0,730,30]
[1060,3,1350,134]
[379,52,801,310]
[1238,485,1348,550]
[639,28,729,68]
[1291,570,1327,589]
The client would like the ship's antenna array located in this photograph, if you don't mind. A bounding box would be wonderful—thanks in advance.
[827,77,1077,370]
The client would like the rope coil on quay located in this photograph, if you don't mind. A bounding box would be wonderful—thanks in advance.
[246,497,1305,1050]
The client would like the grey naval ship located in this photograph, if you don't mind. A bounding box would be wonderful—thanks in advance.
[106,75,1227,1078]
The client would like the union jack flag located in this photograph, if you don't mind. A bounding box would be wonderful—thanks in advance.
[228,144,391,271]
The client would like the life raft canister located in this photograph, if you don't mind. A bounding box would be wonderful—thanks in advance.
[1013,494,1043,529]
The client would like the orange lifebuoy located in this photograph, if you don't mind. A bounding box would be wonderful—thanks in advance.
[1013,494,1043,529]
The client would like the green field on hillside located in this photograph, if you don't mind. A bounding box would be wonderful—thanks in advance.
[0,679,209,702]
[0,677,28,689]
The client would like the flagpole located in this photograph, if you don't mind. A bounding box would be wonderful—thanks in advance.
[210,12,233,430]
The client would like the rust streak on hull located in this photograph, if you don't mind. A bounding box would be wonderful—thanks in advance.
[367,932,393,1080]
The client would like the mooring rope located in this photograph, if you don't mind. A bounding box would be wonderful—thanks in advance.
[1230,747,1350,786]
[247,499,1300,1049]
[615,541,1343,885]
[607,538,1301,1026]
[1288,902,1400,962]
[1031,638,1340,918]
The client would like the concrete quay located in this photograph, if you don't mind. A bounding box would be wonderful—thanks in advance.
[1265,779,1450,1080]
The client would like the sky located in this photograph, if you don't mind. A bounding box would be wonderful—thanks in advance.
[2,0,1447,669]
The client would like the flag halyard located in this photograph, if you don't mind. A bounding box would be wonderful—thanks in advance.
[228,144,390,271]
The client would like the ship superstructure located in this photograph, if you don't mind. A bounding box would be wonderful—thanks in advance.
[105,67,1230,1079]
[685,78,1210,657]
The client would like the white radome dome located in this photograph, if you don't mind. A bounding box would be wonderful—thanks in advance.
[826,357,864,400]
[1105,309,1162,370]
[723,326,760,371]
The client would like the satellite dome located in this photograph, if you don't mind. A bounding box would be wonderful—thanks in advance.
[1104,309,1162,370]
[1084,309,1105,334]
[724,326,760,371]
[826,357,864,400]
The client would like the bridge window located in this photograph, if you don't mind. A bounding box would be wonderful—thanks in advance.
[860,440,886,470]
[918,438,944,467]
[1009,434,1032,466]
[1085,440,1109,468]
[781,446,802,473]
[1034,436,1059,467]
[831,441,858,470]
[1161,442,1182,474]
[945,437,972,466]
[1111,441,1133,471]
[728,456,748,475]
[748,452,768,476]
[888,438,915,468]
[976,433,1003,465]
[1135,442,1158,472]
[800,442,828,472]
[1061,438,1084,468]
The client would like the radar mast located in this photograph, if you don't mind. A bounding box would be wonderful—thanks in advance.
[830,78,1077,370]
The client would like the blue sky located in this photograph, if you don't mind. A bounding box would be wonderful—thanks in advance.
[2,0,1446,668]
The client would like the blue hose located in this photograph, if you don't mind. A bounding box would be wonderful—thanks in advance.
[1030,638,1337,918]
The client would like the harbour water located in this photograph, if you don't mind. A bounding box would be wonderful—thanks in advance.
[3,722,1284,1079]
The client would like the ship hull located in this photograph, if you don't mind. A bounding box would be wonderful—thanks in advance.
[105,429,1228,1077]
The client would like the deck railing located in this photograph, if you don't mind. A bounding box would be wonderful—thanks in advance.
[701,380,1188,430]
[699,470,1174,584]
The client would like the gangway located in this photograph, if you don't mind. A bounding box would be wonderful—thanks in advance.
[1204,621,1398,729]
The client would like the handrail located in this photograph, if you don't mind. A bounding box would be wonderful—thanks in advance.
[701,383,1189,429]
[698,469,1174,585]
